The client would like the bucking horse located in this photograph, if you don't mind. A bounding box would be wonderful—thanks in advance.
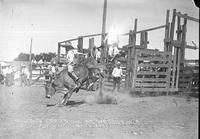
[45,56,101,105]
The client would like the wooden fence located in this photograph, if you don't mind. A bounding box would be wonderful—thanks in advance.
[51,9,198,94]
[132,49,172,93]
[178,60,199,92]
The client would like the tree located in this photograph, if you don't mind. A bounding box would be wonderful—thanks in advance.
[14,52,57,62]
[14,53,34,61]
[41,52,56,62]
[35,54,43,62]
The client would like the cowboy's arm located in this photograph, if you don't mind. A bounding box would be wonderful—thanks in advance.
[112,68,116,77]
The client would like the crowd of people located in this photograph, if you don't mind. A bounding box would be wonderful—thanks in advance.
[0,64,30,86]
[0,65,15,86]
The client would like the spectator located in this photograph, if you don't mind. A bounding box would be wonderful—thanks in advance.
[112,61,123,92]
[20,65,30,86]
[10,66,16,85]
[4,65,16,86]
[108,43,120,57]
[95,48,101,63]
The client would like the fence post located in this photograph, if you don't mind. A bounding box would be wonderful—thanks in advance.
[174,13,182,89]
[57,42,61,63]
[169,9,176,52]
[126,30,133,89]
[130,19,137,92]
[140,31,148,49]
[180,14,187,65]
[164,9,170,52]
[89,38,95,57]
[78,37,83,53]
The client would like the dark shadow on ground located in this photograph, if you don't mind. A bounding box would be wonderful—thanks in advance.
[46,100,85,107]
[66,100,85,107]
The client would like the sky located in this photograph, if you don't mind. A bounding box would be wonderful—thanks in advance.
[0,0,199,61]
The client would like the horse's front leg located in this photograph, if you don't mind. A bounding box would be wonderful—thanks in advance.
[61,96,67,105]
[61,91,68,105]
[61,88,74,105]
[61,86,78,105]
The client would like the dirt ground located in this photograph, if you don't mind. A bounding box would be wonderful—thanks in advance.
[0,85,198,139]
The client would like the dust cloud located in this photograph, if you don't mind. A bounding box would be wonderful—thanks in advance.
[84,89,134,104]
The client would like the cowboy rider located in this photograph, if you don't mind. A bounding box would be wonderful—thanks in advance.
[66,49,81,88]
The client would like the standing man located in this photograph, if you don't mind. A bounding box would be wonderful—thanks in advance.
[112,61,123,92]
[20,65,30,86]
[10,66,16,86]
[95,48,101,63]
[5,65,12,86]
